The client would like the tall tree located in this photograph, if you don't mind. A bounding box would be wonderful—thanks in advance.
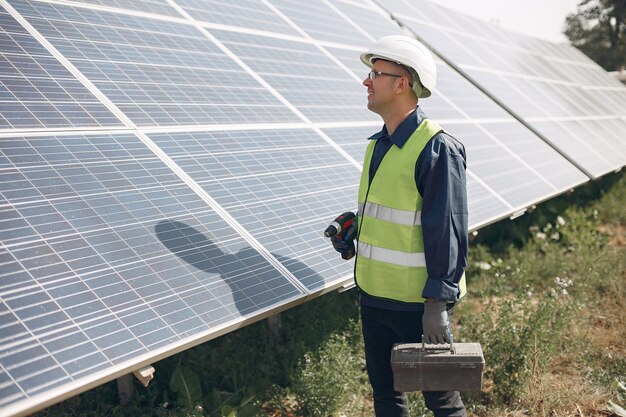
[564,0,626,71]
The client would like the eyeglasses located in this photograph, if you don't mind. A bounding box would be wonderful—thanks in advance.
[367,70,404,81]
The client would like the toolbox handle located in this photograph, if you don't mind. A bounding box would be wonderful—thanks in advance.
[421,334,455,354]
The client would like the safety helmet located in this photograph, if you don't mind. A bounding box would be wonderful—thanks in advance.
[360,35,437,98]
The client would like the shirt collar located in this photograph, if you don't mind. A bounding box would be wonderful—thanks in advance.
[368,107,427,148]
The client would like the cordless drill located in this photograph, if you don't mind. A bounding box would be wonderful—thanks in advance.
[324,212,357,260]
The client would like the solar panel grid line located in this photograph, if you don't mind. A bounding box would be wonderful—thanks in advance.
[2,236,189,361]
[189,161,354,189]
[21,0,188,25]
[1,0,132,128]
[498,78,624,154]
[465,169,512,210]
[70,0,181,17]
[1,270,117,400]
[264,0,368,48]
[263,0,375,83]
[0,7,122,130]
[429,87,564,192]
[404,35,605,178]
[436,118,523,124]
[166,1,365,170]
[526,115,626,123]
[312,120,379,129]
[456,64,581,87]
[216,179,355,213]
[320,0,375,41]
[137,122,317,135]
[261,0,369,83]
[1,215,220,291]
[390,9,561,69]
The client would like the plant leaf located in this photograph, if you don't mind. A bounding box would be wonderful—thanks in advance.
[221,405,237,417]
[169,366,202,407]
[608,400,626,417]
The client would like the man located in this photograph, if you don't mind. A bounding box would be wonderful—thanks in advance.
[331,35,468,417]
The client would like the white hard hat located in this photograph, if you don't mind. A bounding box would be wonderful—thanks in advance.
[360,35,437,98]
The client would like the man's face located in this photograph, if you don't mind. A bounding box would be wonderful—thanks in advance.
[362,59,407,114]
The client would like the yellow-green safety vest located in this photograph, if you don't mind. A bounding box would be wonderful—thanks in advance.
[356,119,467,303]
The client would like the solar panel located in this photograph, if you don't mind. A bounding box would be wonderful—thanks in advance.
[0,0,615,414]
[0,132,304,415]
[269,0,371,46]
[10,0,300,127]
[60,0,181,17]
[212,29,376,123]
[376,0,626,178]
[178,0,303,37]
[0,9,121,129]
[148,128,359,291]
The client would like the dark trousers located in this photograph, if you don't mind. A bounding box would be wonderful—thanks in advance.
[361,304,466,417]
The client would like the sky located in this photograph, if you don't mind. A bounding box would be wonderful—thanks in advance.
[426,0,580,43]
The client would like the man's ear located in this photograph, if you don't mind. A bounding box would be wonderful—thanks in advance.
[395,76,412,94]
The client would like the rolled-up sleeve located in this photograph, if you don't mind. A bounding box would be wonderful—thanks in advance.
[416,133,468,301]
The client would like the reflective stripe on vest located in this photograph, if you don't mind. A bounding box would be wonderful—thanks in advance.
[358,202,421,227]
[358,242,426,267]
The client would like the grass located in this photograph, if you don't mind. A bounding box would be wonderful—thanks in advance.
[33,170,626,417]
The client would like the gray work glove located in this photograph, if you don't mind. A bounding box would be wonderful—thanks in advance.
[422,300,451,344]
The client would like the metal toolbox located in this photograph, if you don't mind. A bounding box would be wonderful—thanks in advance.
[391,340,484,392]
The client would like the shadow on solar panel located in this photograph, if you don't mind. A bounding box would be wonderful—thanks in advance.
[155,220,324,314]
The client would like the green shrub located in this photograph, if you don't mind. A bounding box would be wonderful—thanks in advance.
[461,280,575,405]
[290,320,367,417]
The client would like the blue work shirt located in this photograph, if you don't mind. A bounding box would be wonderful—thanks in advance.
[359,107,468,311]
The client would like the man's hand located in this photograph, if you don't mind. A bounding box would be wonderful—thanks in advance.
[330,223,357,260]
[422,300,451,344]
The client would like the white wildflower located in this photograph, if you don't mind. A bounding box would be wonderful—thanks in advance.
[555,276,573,288]
[557,216,566,226]
[536,232,547,240]
[550,232,560,241]
[477,262,492,271]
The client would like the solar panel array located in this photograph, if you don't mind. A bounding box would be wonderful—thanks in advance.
[376,0,626,178]
[0,0,623,415]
